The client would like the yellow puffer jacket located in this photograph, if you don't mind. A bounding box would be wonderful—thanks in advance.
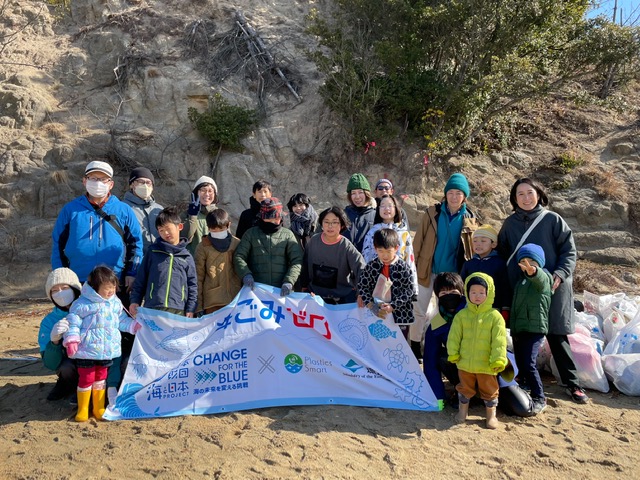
[446,272,507,375]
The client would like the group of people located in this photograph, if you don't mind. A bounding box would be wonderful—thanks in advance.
[39,161,590,427]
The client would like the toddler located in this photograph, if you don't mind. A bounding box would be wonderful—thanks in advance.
[63,266,140,421]
[447,272,507,429]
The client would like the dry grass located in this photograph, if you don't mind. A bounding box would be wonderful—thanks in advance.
[578,166,628,202]
[40,122,66,139]
[574,259,640,295]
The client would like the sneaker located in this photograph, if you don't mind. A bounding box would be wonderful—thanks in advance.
[566,387,590,404]
[532,398,547,414]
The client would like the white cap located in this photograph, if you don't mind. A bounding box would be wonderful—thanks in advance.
[85,161,113,178]
[193,175,217,193]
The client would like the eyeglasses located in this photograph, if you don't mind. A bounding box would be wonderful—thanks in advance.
[133,179,153,186]
[376,185,391,191]
[322,221,341,227]
[86,176,112,184]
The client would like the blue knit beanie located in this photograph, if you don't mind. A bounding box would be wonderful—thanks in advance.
[517,243,545,268]
[444,173,470,198]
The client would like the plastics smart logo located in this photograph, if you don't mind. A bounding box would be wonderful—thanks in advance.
[284,353,303,374]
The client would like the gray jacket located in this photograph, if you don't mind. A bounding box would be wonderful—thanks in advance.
[123,191,164,253]
[498,205,576,335]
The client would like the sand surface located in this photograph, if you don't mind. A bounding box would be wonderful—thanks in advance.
[1,301,639,479]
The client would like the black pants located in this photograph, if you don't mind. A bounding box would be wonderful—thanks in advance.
[546,333,580,390]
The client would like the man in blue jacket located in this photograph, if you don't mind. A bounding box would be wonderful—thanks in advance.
[51,161,143,290]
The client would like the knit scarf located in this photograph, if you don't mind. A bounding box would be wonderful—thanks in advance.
[258,219,281,234]
[289,204,317,237]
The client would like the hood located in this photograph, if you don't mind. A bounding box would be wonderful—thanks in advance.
[80,282,111,304]
[249,196,262,212]
[151,237,191,255]
[123,190,155,206]
[463,272,496,314]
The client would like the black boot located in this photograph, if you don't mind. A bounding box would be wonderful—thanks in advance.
[410,341,423,363]
[47,377,74,401]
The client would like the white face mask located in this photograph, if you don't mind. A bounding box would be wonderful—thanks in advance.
[209,230,228,239]
[86,180,110,198]
[134,184,153,200]
[52,288,75,307]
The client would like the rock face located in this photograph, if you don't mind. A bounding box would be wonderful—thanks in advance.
[0,0,639,297]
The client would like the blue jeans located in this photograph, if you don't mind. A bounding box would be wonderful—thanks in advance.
[513,332,545,400]
[423,322,458,400]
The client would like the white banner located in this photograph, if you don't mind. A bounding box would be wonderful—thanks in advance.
[104,284,440,420]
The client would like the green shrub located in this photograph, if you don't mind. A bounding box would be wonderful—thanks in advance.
[188,94,257,152]
[554,150,584,174]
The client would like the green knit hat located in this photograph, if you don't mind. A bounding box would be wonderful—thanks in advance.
[444,173,470,198]
[346,173,370,193]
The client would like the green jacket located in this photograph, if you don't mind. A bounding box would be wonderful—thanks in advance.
[233,226,303,287]
[447,272,507,375]
[510,267,552,335]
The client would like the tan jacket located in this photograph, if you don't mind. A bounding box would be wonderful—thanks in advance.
[413,203,478,287]
[195,235,242,312]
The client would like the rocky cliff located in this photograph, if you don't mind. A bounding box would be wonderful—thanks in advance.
[1,0,639,298]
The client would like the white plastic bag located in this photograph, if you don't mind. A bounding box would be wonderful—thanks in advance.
[550,325,609,393]
[603,310,640,355]
[603,308,627,344]
[575,311,605,342]
[602,354,640,396]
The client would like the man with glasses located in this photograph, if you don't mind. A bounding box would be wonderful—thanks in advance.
[374,178,409,229]
[51,161,143,287]
[123,166,164,253]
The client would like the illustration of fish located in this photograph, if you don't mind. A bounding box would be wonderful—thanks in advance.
[130,354,149,379]
[155,328,203,355]
[368,319,397,341]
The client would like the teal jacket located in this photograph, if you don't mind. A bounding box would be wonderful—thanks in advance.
[38,307,68,371]
[233,225,303,287]
[447,272,508,375]
[510,267,552,335]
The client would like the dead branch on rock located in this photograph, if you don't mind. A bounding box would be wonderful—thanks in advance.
[0,2,46,56]
[183,10,302,114]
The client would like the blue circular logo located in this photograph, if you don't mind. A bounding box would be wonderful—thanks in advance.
[284,353,303,374]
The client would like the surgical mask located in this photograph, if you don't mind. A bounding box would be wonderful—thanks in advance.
[86,180,110,198]
[134,184,153,200]
[52,288,75,307]
[209,230,228,239]
[438,293,463,312]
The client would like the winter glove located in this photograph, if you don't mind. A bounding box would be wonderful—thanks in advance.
[50,318,69,343]
[187,193,200,216]
[280,283,293,297]
[243,274,255,290]
[66,342,79,357]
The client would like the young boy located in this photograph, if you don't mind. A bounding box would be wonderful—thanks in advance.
[235,180,272,239]
[511,243,552,415]
[195,209,242,314]
[460,224,511,320]
[130,207,198,318]
[447,272,507,429]
[234,197,303,295]
[357,228,415,338]
[423,272,466,403]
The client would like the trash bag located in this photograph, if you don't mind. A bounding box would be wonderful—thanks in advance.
[551,325,609,393]
[602,354,640,396]
[575,311,605,342]
[604,310,640,355]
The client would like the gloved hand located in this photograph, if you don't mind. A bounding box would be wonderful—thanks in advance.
[50,318,69,343]
[187,193,200,216]
[133,321,143,333]
[243,274,255,290]
[280,283,293,297]
[66,342,79,357]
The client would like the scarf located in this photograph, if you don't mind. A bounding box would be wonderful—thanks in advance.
[289,204,318,237]
[258,219,281,234]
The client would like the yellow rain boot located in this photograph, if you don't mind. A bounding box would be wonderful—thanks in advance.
[75,387,92,422]
[485,406,499,430]
[92,381,107,420]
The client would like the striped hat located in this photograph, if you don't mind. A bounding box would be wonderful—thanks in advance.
[260,197,283,219]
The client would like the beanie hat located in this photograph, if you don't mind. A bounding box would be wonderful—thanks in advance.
[193,175,218,194]
[45,268,81,299]
[375,178,393,191]
[85,161,113,178]
[260,197,283,219]
[472,224,498,243]
[517,243,546,268]
[129,166,154,185]
[444,173,470,198]
[466,274,489,297]
[346,173,371,193]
